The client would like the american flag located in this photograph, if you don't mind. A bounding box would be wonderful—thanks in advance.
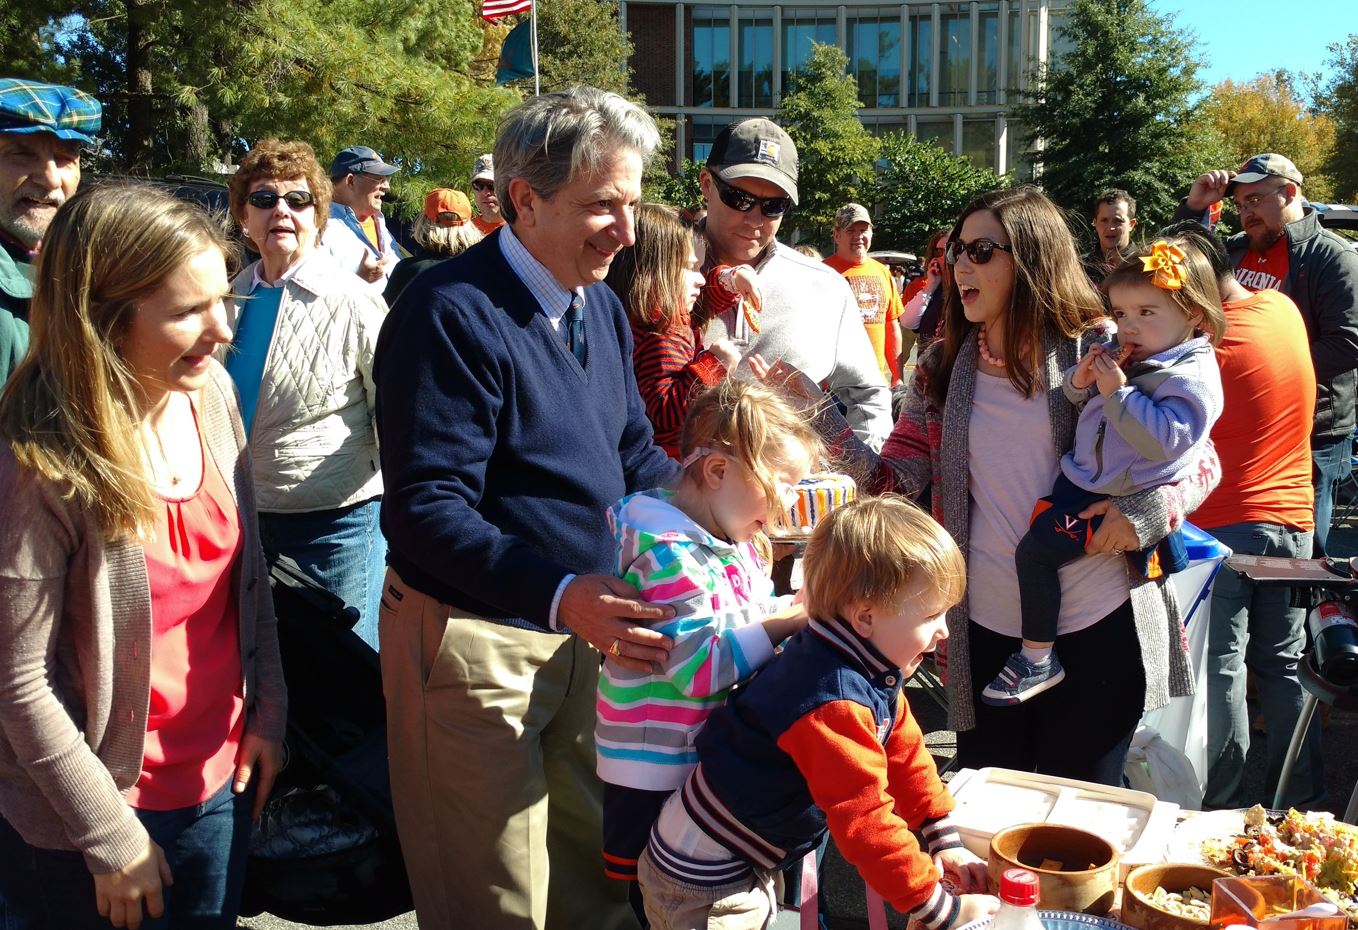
[483,0,532,21]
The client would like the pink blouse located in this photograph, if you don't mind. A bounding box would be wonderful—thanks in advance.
[126,410,246,811]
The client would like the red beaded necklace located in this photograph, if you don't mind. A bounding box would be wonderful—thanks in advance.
[977,324,1005,368]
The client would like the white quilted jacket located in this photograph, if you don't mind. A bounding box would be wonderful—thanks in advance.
[224,251,386,513]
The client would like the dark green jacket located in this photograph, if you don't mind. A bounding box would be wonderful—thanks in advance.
[0,243,33,388]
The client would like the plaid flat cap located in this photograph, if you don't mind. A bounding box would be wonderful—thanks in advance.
[0,79,102,144]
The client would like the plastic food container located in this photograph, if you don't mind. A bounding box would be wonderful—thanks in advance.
[947,767,1181,879]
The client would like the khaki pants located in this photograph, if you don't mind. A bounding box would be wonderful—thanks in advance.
[636,846,780,930]
[379,568,635,930]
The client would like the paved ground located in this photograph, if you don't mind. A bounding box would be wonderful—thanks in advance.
[239,522,1358,930]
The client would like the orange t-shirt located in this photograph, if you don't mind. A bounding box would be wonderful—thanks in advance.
[1193,289,1315,532]
[823,255,904,382]
[473,215,504,236]
[359,216,382,251]
[1235,236,1289,293]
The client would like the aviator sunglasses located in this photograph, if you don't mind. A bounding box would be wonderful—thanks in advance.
[945,237,1013,266]
[711,173,793,218]
[471,179,496,193]
[247,190,317,210]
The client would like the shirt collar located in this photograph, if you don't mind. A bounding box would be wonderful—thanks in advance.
[498,222,584,326]
[809,616,897,678]
[249,257,303,294]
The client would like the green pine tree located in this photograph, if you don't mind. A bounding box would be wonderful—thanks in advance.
[1320,35,1358,202]
[1013,0,1229,229]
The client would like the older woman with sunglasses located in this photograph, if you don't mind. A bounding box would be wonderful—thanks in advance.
[758,186,1219,786]
[225,139,388,649]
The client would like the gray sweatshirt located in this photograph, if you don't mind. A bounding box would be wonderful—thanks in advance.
[702,241,892,451]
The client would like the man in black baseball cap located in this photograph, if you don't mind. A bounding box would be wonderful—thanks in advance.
[321,144,402,294]
[0,78,101,385]
[697,117,891,450]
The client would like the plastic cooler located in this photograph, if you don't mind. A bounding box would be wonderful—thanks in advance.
[1137,522,1230,802]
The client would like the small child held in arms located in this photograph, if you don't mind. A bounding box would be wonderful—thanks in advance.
[597,378,821,917]
[638,496,999,930]
[981,237,1225,706]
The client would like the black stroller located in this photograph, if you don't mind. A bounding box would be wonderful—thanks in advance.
[239,557,412,924]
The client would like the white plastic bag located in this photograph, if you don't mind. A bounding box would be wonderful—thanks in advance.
[1125,725,1203,809]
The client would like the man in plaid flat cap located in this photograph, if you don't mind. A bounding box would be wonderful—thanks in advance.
[0,78,101,386]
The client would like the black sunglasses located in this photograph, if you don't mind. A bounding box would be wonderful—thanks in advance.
[945,237,1013,266]
[711,173,792,218]
[471,179,496,193]
[247,190,316,210]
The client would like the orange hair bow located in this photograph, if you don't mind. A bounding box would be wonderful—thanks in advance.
[1142,241,1187,291]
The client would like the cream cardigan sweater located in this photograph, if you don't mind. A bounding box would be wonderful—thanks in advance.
[0,363,287,872]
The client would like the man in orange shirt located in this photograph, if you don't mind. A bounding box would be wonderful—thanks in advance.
[1166,222,1323,809]
[823,203,905,385]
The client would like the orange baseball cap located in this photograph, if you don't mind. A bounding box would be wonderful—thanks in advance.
[424,188,472,227]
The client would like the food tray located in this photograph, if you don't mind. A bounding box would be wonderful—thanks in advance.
[947,767,1181,879]
[956,909,1136,930]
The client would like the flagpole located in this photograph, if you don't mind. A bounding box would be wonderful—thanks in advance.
[530,0,540,96]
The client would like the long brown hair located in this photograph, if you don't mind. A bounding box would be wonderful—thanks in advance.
[606,202,696,333]
[927,187,1105,406]
[0,183,232,541]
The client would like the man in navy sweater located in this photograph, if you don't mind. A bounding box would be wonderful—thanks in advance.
[374,87,681,930]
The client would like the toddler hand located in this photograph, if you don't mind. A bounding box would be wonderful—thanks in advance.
[1071,344,1104,389]
[1092,350,1128,396]
[728,265,763,313]
[707,338,742,374]
[952,893,1001,929]
[934,848,988,894]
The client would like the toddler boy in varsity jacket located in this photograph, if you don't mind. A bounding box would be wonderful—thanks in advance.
[637,497,1000,930]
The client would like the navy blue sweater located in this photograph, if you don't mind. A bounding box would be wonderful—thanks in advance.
[374,231,679,629]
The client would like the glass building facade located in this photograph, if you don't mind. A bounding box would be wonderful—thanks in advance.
[621,0,1073,176]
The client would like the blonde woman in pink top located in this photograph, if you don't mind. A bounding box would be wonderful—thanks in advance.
[0,184,286,930]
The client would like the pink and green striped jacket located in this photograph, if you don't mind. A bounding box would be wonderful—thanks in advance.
[596,489,787,791]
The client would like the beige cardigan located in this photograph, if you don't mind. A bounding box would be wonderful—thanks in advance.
[0,362,287,872]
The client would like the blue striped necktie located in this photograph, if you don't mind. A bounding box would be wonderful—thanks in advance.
[565,293,586,366]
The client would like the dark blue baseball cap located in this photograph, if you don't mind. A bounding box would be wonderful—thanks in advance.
[0,78,101,145]
[329,145,399,179]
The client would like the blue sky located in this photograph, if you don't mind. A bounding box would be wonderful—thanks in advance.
[1147,0,1348,90]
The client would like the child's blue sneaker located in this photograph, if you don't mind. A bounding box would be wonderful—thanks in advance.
[980,652,1065,706]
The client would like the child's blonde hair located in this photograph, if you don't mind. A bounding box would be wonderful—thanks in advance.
[802,496,966,620]
[1102,237,1227,346]
[681,379,822,524]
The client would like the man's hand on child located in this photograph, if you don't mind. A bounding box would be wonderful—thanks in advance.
[934,848,988,894]
[953,893,1002,928]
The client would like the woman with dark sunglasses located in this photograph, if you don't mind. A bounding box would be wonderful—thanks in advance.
[758,186,1219,786]
[224,139,388,650]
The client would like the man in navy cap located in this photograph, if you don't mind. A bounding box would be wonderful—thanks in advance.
[321,144,402,295]
[0,78,100,385]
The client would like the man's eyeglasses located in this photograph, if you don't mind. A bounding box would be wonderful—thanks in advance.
[945,237,1013,266]
[246,190,316,211]
[711,173,792,218]
[1233,183,1288,213]
[471,179,496,193]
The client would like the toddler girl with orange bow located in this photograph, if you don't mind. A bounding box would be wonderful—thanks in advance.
[981,237,1227,706]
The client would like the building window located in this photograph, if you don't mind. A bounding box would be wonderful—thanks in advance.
[738,9,774,108]
[907,8,933,107]
[963,118,997,171]
[977,4,1000,105]
[1048,8,1075,68]
[939,4,971,106]
[691,116,726,164]
[692,7,730,108]
[781,8,836,93]
[917,119,954,154]
[1007,119,1036,183]
[1007,6,1025,92]
[847,8,901,108]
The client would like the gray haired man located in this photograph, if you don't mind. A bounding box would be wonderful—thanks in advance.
[374,87,680,930]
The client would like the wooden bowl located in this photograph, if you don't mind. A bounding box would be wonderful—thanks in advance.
[1122,863,1231,930]
[988,823,1121,915]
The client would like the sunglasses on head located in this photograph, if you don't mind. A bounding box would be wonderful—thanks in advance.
[247,190,316,210]
[471,179,495,193]
[945,237,1013,266]
[711,173,792,218]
